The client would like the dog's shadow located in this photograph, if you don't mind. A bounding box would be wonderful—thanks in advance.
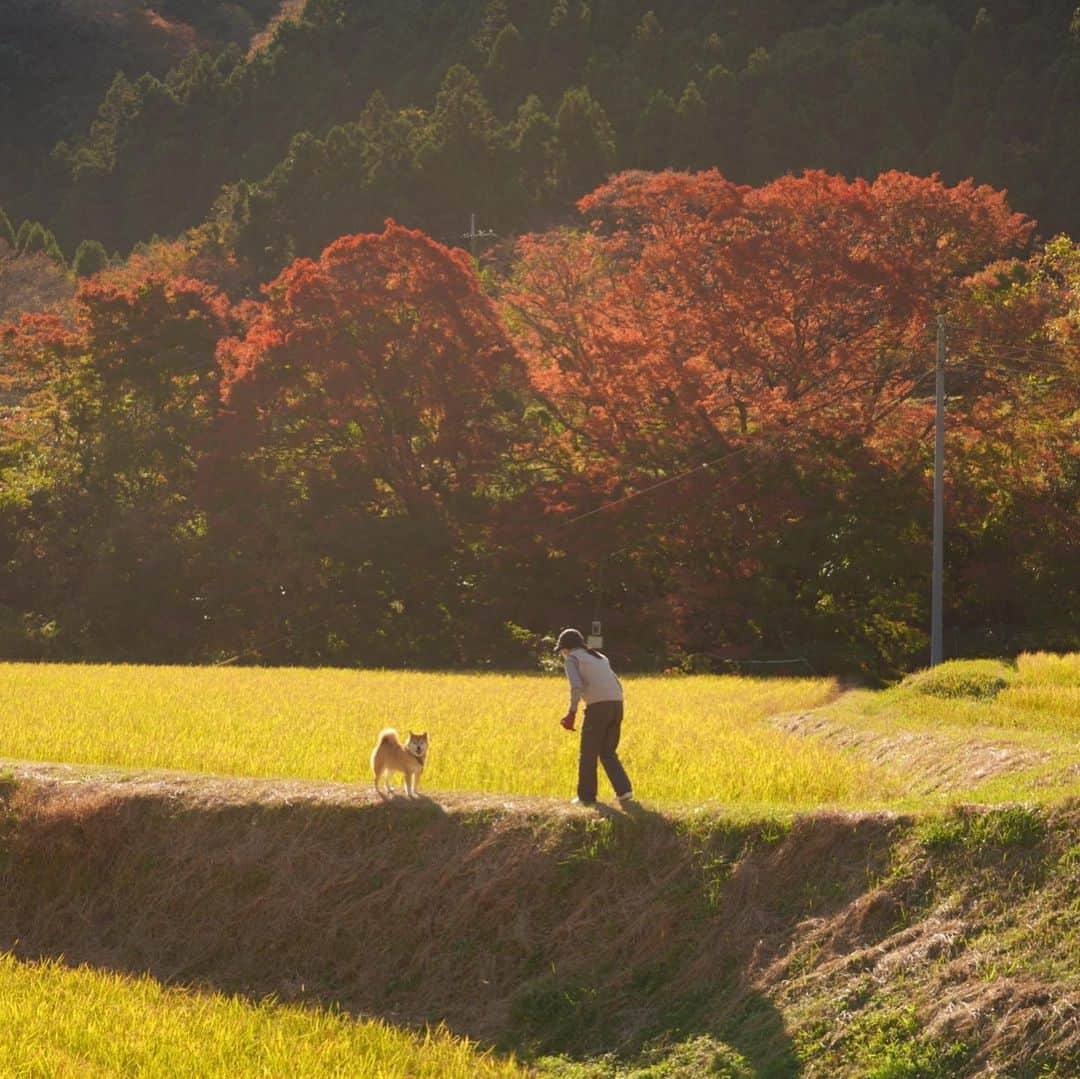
[375,791,446,815]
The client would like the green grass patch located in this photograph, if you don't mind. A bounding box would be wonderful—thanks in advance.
[511,978,602,1051]
[535,1034,754,1078]
[674,813,791,914]
[918,804,1047,856]
[843,1006,970,1078]
[900,658,1015,700]
[878,654,1080,737]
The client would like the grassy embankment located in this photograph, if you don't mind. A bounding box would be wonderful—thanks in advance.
[0,655,1076,1077]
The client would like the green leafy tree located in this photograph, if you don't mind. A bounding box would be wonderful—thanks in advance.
[1,272,234,658]
[413,65,502,235]
[14,220,34,253]
[18,222,64,266]
[472,0,510,54]
[631,10,666,80]
[513,95,556,211]
[486,22,527,109]
[671,81,712,169]
[542,0,591,89]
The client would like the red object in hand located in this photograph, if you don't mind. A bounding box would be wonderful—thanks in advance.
[560,712,577,731]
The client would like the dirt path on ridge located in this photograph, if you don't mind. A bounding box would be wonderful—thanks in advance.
[0,757,634,819]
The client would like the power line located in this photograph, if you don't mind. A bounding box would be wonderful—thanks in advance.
[953,347,1077,368]
[214,615,338,667]
[946,336,1078,367]
[557,442,754,529]
[552,364,944,531]
[948,359,1077,380]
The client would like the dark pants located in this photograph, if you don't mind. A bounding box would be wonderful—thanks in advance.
[578,700,632,803]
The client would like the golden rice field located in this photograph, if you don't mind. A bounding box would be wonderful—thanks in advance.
[0,954,523,1078]
[0,663,886,807]
[2,655,1077,809]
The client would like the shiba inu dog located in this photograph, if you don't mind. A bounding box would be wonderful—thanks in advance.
[371,728,429,799]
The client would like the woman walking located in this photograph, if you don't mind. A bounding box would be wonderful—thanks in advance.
[555,627,634,807]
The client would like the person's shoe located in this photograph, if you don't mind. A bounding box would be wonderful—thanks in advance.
[570,797,596,807]
[617,790,635,803]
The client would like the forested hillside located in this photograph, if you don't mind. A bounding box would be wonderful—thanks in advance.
[0,1,1077,675]
[0,0,288,233]
[3,0,1080,266]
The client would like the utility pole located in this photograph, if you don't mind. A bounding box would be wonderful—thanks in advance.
[591,546,631,650]
[931,314,946,666]
[463,212,495,259]
[590,555,607,650]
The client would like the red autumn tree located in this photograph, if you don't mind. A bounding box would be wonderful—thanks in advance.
[220,220,525,514]
[508,169,1033,479]
[210,220,529,664]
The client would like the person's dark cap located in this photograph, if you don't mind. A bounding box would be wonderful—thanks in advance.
[554,627,586,653]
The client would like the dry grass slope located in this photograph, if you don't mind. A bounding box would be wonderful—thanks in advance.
[0,767,1075,1078]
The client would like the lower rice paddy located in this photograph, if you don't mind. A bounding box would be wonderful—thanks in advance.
[0,954,523,1078]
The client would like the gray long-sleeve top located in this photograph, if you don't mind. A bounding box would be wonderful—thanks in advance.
[564,647,624,712]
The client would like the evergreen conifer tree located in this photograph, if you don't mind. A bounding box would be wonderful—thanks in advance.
[73,239,109,277]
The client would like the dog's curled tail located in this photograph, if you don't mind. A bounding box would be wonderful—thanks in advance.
[376,727,400,747]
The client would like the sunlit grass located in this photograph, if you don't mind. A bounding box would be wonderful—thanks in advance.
[0,954,523,1078]
[820,652,1080,804]
[1016,651,1080,686]
[0,664,891,807]
[833,652,1080,735]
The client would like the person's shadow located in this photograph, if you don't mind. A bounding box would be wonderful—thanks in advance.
[515,796,808,1074]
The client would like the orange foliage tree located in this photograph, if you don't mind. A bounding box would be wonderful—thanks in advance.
[504,169,1048,672]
